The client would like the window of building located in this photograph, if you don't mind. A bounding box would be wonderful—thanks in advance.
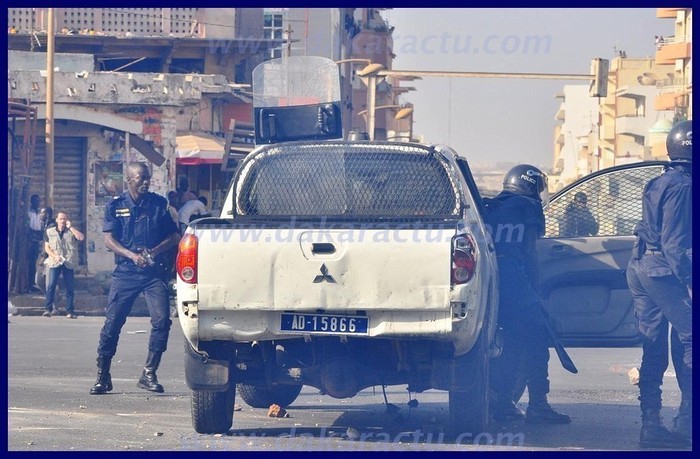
[263,10,284,59]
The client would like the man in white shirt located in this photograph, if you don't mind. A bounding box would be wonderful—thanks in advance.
[178,196,209,235]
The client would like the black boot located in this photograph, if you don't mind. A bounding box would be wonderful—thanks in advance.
[526,397,571,424]
[672,397,692,442]
[90,357,113,395]
[640,408,690,449]
[492,397,525,422]
[137,351,164,393]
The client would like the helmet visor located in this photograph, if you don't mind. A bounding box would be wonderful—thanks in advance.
[538,172,549,207]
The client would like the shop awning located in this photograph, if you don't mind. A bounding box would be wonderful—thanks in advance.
[175,132,227,165]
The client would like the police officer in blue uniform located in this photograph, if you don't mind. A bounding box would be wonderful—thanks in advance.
[90,162,180,395]
[488,164,571,424]
[627,120,692,448]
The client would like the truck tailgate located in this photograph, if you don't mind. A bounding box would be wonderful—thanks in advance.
[195,227,455,311]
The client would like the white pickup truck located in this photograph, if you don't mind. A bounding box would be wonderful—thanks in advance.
[175,57,499,437]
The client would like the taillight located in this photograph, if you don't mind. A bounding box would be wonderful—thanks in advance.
[451,234,476,285]
[177,234,198,284]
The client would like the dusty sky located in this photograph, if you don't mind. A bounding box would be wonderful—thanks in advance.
[384,8,674,170]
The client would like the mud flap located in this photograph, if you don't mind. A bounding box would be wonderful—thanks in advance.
[184,339,231,391]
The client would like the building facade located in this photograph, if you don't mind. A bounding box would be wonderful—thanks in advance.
[7,7,403,280]
[551,85,600,191]
[652,7,692,158]
[552,57,674,186]
[7,8,276,277]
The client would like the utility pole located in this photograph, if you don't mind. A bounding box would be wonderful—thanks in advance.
[284,24,293,57]
[45,7,55,208]
[355,63,385,140]
[363,60,609,141]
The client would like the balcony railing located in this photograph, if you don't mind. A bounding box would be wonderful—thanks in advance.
[615,116,648,137]
[658,35,677,46]
[657,77,689,94]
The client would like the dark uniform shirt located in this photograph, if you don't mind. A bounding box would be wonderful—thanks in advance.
[634,164,692,289]
[487,191,545,269]
[103,191,179,273]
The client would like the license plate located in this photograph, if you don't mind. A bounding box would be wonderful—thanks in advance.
[280,313,369,335]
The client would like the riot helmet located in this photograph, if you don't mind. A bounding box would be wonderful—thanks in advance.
[666,120,692,162]
[503,164,549,205]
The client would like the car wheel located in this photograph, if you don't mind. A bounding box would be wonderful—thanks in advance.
[448,325,490,440]
[191,386,235,434]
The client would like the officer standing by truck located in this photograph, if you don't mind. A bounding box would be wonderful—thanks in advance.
[626,120,692,449]
[487,164,571,424]
[90,162,180,395]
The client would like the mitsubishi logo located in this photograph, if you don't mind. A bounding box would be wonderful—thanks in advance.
[313,264,336,284]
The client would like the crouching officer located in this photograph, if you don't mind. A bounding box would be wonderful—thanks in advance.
[627,120,692,448]
[488,165,571,424]
[90,163,180,395]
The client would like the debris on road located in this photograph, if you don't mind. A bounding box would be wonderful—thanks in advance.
[345,427,360,440]
[628,367,640,385]
[267,404,290,418]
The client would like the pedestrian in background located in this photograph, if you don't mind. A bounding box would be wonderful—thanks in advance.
[177,176,198,205]
[90,163,180,395]
[27,194,43,292]
[626,120,692,449]
[34,207,55,290]
[178,196,208,235]
[560,191,599,237]
[42,212,85,318]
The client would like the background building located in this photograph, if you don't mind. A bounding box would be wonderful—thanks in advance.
[7,8,275,279]
[596,57,674,169]
[550,9,691,188]
[550,85,600,191]
[652,7,692,158]
[7,7,402,283]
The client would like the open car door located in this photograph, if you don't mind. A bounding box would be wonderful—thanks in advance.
[537,162,667,347]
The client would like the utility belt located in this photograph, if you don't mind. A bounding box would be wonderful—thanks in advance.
[633,237,663,260]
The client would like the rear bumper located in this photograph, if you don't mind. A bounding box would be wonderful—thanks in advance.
[178,304,482,356]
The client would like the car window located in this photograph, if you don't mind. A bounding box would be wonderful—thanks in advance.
[544,164,665,238]
[237,144,460,218]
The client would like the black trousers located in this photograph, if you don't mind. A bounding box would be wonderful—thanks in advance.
[491,263,551,404]
[96,267,172,360]
[627,256,692,411]
[27,232,43,288]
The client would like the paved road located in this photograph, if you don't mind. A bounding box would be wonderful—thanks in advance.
[7,316,687,451]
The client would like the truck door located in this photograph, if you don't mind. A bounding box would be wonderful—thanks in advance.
[536,162,667,347]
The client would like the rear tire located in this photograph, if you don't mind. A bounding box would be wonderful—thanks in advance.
[448,328,490,439]
[191,387,235,434]
[237,383,303,409]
